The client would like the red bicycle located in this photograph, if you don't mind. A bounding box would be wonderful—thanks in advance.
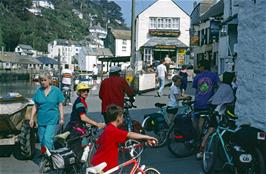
[86,140,160,174]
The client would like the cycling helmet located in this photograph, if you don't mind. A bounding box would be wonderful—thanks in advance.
[76,83,92,92]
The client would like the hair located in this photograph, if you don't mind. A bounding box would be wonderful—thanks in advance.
[172,75,182,83]
[198,59,210,70]
[39,72,52,84]
[109,71,120,76]
[222,72,235,85]
[106,104,123,122]
[181,64,186,70]
[160,59,165,64]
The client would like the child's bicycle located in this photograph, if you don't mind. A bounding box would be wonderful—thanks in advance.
[86,139,160,174]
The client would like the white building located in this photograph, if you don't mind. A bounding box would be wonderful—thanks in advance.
[88,24,107,48]
[105,28,131,57]
[78,47,113,72]
[234,0,266,131]
[135,0,190,67]
[48,39,81,69]
[72,9,83,19]
[15,44,35,56]
[32,0,55,9]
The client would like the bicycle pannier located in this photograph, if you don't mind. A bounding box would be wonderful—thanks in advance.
[174,114,195,140]
[51,147,76,169]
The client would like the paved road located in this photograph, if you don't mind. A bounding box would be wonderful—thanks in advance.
[0,83,205,174]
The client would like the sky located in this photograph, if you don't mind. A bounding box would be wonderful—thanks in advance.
[112,0,196,26]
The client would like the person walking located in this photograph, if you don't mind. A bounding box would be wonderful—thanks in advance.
[92,64,98,87]
[156,59,167,97]
[99,66,135,124]
[29,72,65,150]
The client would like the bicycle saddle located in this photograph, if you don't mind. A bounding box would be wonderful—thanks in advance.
[54,131,70,140]
[86,162,107,174]
[155,103,166,108]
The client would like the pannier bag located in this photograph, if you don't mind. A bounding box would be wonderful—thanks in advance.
[51,147,76,169]
[174,114,195,140]
[143,113,168,131]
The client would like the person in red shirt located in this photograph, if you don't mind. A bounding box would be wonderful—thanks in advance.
[91,104,157,172]
[99,66,135,123]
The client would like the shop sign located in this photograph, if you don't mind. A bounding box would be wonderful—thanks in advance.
[178,49,186,55]
[149,29,180,37]
[191,35,199,46]
[155,45,176,49]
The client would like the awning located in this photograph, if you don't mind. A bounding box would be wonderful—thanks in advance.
[222,14,238,25]
[142,37,188,48]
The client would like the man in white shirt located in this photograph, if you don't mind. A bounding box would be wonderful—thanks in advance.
[92,64,98,86]
[156,59,167,97]
[61,64,73,87]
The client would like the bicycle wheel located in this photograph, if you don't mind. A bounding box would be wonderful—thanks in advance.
[39,158,53,174]
[88,143,97,167]
[144,167,161,174]
[167,125,195,158]
[202,135,218,174]
[154,128,169,147]
[234,147,265,174]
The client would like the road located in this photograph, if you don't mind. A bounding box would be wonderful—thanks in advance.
[0,83,205,174]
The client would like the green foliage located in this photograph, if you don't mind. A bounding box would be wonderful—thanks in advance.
[0,0,127,52]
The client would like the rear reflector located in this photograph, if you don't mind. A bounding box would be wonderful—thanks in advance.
[258,132,265,140]
[40,146,46,154]
[175,135,184,139]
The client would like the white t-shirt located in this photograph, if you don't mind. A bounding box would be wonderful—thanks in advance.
[168,83,181,107]
[156,64,167,78]
[92,66,98,75]
[61,69,73,85]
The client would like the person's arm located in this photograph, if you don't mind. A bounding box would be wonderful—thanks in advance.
[175,93,191,101]
[99,82,103,99]
[59,103,64,125]
[122,79,135,96]
[127,132,158,146]
[80,113,105,128]
[29,104,37,128]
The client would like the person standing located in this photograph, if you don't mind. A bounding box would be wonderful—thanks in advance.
[99,66,135,124]
[192,60,219,136]
[179,65,188,95]
[92,64,98,86]
[29,72,65,150]
[61,64,73,89]
[156,59,167,97]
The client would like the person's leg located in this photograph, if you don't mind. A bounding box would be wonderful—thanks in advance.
[38,125,46,147]
[158,77,165,96]
[44,124,58,150]
[157,77,163,96]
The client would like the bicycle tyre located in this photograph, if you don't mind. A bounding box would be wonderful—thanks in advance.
[88,143,97,167]
[167,125,195,158]
[234,147,265,174]
[154,128,169,147]
[144,167,161,174]
[202,135,218,174]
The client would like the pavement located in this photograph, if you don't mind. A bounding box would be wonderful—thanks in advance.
[0,82,206,174]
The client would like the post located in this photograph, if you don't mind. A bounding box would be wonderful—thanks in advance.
[58,52,62,89]
[130,0,136,71]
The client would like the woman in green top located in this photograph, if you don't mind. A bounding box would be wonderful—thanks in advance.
[29,72,65,150]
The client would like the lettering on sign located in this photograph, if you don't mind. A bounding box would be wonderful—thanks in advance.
[149,29,180,37]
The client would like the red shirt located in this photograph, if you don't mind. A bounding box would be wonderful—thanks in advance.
[99,76,134,112]
[91,124,128,171]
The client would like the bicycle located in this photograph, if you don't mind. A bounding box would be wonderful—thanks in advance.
[86,139,160,174]
[202,112,265,174]
[39,125,100,174]
[167,100,211,158]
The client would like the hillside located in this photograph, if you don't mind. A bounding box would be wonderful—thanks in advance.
[0,0,127,52]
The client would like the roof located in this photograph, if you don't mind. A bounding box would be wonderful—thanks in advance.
[142,37,188,48]
[36,56,58,64]
[200,0,224,22]
[98,56,130,63]
[82,47,113,57]
[0,52,41,64]
[55,39,69,46]
[137,0,189,18]
[111,29,131,40]
[89,25,105,31]
[17,44,33,50]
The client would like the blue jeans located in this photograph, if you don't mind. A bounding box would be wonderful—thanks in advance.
[158,77,165,95]
[38,125,58,150]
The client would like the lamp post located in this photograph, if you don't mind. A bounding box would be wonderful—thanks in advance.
[58,52,62,89]
[130,0,136,71]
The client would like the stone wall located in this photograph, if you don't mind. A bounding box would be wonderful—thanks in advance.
[235,0,266,131]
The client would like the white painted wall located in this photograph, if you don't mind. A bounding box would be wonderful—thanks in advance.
[136,0,190,50]
[234,0,266,131]
[115,39,131,57]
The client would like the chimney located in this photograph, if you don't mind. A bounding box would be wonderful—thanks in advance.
[1,46,4,56]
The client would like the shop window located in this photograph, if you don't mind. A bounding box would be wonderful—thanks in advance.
[144,48,152,64]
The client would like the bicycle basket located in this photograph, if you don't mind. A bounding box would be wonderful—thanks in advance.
[51,147,76,169]
[174,114,195,140]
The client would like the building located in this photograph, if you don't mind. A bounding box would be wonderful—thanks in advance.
[105,28,131,57]
[32,0,55,9]
[234,0,266,131]
[190,0,223,72]
[135,0,190,68]
[78,47,113,72]
[15,44,35,56]
[36,56,59,71]
[88,24,107,48]
[48,39,81,69]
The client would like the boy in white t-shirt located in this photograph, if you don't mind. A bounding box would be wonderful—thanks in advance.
[167,75,191,122]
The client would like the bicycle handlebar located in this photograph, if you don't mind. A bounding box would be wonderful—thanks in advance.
[124,97,137,109]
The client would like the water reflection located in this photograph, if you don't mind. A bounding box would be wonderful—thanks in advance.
[0,81,40,98]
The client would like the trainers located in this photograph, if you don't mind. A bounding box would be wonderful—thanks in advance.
[157,92,161,97]
[196,151,203,160]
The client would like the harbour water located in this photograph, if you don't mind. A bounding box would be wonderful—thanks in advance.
[0,81,39,98]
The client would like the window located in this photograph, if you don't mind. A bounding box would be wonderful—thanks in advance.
[122,46,126,52]
[144,48,153,64]
[149,17,180,30]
